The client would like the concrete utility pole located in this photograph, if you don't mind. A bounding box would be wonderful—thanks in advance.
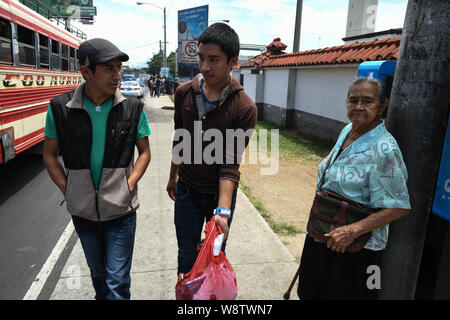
[292,0,303,52]
[163,6,167,68]
[287,0,303,128]
[380,0,450,299]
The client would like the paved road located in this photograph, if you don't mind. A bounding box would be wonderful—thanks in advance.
[0,145,70,299]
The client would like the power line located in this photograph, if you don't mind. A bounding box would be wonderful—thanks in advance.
[124,41,160,51]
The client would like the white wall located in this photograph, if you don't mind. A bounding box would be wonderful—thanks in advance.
[243,74,257,102]
[295,66,358,123]
[263,69,290,109]
[232,69,241,83]
[243,73,265,103]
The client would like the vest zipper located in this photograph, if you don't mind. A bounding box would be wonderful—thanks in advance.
[82,106,101,221]
[95,190,100,221]
[94,99,117,221]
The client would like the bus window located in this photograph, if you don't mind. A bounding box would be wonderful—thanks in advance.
[39,34,49,69]
[51,39,60,70]
[69,47,74,71]
[17,24,36,67]
[0,17,13,65]
[62,44,69,71]
[75,49,80,71]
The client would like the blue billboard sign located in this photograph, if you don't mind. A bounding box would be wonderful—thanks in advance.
[177,5,208,82]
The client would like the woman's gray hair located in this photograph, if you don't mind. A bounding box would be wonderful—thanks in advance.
[348,77,387,104]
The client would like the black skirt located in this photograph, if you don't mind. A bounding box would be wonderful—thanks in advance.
[297,235,383,300]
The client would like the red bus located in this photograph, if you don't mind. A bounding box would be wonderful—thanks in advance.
[0,0,84,164]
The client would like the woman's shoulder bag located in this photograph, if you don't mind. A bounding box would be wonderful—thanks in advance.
[306,151,376,253]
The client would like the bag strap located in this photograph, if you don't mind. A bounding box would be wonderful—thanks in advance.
[318,150,336,190]
[195,94,206,120]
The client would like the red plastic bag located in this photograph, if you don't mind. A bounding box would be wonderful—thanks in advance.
[175,217,237,300]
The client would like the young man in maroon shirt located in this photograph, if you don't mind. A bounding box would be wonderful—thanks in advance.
[167,23,257,275]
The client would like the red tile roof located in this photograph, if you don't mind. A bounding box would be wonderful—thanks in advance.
[240,37,401,69]
[237,38,288,69]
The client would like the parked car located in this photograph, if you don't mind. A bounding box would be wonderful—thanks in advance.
[120,81,144,98]
[122,74,136,81]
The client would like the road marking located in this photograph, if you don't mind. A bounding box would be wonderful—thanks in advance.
[23,221,74,300]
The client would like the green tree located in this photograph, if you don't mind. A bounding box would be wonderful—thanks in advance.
[146,51,176,75]
[146,51,162,75]
[167,52,176,72]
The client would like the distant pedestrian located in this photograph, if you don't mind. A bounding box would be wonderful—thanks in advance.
[151,76,157,97]
[166,23,257,276]
[155,76,161,98]
[161,76,166,95]
[173,78,179,94]
[165,77,171,95]
[43,38,151,300]
[148,77,154,97]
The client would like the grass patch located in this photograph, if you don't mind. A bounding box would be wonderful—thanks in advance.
[240,120,332,236]
[252,121,333,163]
[239,180,301,236]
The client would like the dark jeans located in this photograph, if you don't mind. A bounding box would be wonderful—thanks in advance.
[72,212,136,300]
[174,179,237,275]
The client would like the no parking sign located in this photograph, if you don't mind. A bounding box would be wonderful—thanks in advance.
[181,40,199,63]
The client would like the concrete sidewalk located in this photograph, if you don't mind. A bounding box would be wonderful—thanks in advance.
[49,92,300,300]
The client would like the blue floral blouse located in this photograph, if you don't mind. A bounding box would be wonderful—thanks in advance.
[316,121,411,251]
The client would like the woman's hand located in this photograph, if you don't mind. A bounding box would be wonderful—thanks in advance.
[324,208,410,253]
[325,225,358,253]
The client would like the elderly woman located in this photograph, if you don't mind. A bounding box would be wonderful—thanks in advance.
[297,77,411,300]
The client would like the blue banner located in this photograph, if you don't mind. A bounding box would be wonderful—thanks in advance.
[433,113,450,221]
[177,5,208,82]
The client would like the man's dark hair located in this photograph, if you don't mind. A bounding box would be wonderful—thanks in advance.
[198,23,240,61]
[87,65,96,74]
[80,64,96,81]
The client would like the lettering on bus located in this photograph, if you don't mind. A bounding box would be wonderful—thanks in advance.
[3,74,20,88]
[22,75,34,87]
[36,76,45,86]
[50,76,58,86]
[1,73,82,89]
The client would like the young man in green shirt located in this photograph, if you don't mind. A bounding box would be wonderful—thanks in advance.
[43,38,151,300]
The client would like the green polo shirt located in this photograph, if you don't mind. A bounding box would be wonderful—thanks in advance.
[44,96,151,189]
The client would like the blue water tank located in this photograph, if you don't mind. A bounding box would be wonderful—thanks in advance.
[357,60,397,84]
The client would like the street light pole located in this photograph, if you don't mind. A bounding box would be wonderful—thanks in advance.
[136,2,167,68]
[163,6,167,69]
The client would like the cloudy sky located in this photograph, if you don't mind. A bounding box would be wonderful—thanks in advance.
[72,0,408,68]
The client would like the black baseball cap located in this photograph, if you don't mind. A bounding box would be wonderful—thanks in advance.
[78,38,129,66]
